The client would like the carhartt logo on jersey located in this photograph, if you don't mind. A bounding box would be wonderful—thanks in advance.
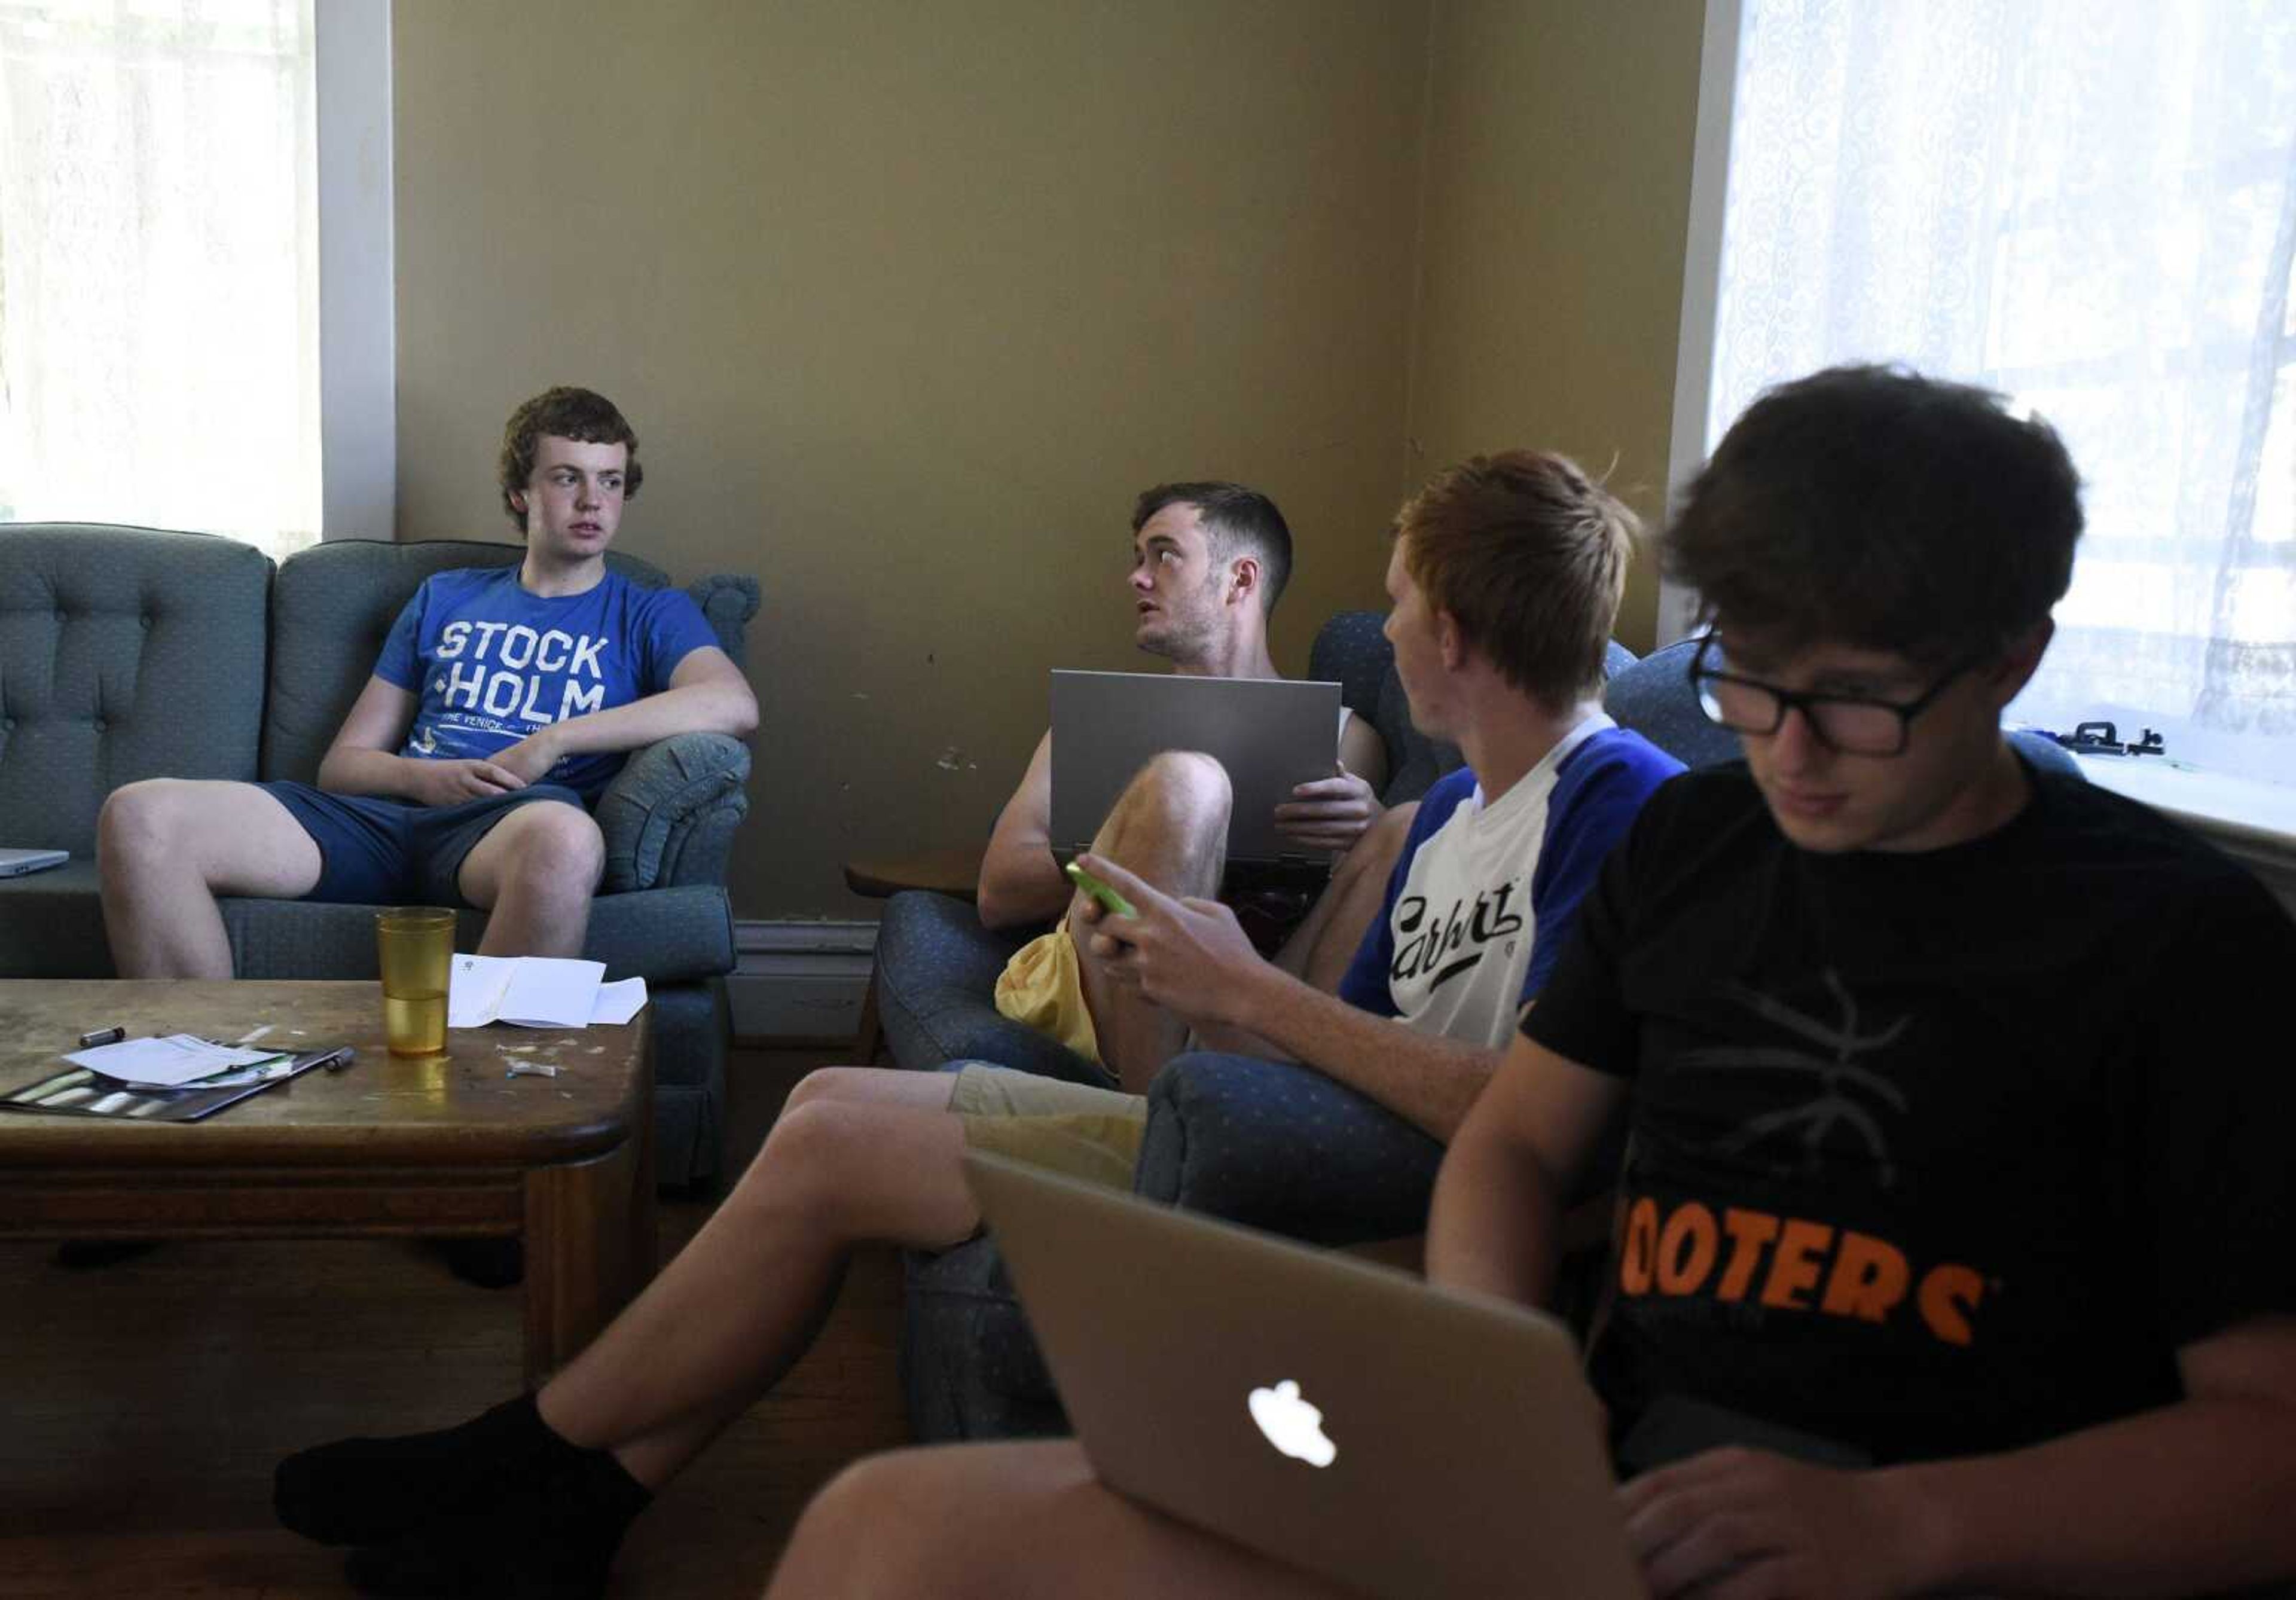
[1617,1195,1987,1347]
[1390,882,1525,993]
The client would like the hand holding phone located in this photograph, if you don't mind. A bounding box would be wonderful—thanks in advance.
[1065,860,1137,919]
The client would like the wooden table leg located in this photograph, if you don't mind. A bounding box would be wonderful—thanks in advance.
[854,965,885,1065]
[522,1137,643,1387]
[628,1059,657,1284]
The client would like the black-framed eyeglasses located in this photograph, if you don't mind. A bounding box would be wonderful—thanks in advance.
[1689,634,1979,757]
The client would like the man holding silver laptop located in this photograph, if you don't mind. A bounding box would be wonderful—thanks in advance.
[979,480,1405,1091]
[273,456,1678,1596]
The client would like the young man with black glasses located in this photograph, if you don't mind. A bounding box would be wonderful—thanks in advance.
[761,366,2296,1599]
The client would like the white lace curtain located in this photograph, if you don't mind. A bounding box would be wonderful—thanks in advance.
[1709,0,2296,784]
[0,0,319,564]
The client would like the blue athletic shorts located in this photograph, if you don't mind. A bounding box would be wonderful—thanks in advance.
[257,781,590,906]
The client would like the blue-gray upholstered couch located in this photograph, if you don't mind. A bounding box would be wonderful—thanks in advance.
[0,524,758,1187]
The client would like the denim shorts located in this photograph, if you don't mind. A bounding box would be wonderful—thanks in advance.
[257,780,588,906]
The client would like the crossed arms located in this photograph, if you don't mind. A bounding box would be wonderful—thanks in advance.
[316,647,758,806]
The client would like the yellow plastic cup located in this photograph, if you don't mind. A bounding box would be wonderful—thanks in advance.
[375,908,456,1057]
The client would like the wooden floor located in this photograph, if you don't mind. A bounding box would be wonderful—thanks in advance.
[0,1046,911,1599]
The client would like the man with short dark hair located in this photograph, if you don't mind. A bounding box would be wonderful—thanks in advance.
[976,479,1392,1086]
[99,386,757,973]
[272,451,1679,1599]
[761,367,2296,1600]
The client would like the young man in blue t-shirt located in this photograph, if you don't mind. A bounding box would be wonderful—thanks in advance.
[98,386,757,975]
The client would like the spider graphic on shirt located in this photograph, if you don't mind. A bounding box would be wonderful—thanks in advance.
[1675,968,1912,1188]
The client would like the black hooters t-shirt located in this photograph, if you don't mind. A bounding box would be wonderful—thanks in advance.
[1523,762,2296,1464]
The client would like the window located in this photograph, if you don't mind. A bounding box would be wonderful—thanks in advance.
[0,0,392,562]
[1675,0,2296,786]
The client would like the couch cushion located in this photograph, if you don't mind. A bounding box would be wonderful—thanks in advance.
[1604,639,1738,768]
[0,524,271,853]
[260,540,764,784]
[0,860,111,976]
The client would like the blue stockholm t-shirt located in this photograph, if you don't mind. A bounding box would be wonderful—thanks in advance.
[373,566,720,803]
[1335,724,1682,1043]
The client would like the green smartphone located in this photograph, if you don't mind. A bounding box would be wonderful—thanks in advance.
[1064,860,1137,918]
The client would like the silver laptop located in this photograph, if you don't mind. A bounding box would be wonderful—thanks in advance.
[1048,670,1342,871]
[0,848,68,878]
[964,1151,1644,1600]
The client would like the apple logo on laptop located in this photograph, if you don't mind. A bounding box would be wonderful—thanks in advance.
[1248,1379,1336,1468]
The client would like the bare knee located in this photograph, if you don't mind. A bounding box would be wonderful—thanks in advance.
[773,1451,949,1596]
[781,1066,878,1119]
[741,1098,876,1230]
[98,778,193,869]
[97,775,220,886]
[1126,749,1232,822]
[498,804,605,897]
[1098,750,1232,886]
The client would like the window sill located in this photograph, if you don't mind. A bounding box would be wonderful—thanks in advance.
[2071,754,2296,912]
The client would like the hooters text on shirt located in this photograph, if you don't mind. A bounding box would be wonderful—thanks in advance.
[1615,1193,1988,1348]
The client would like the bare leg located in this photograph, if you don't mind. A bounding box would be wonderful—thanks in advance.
[765,1440,1350,1600]
[97,779,324,978]
[535,1066,977,1488]
[1190,801,1421,1057]
[1276,798,1419,993]
[1071,750,1231,1093]
[456,799,604,957]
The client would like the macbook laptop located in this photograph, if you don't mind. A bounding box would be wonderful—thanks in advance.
[1048,670,1342,873]
[964,1151,1644,1599]
[0,847,68,878]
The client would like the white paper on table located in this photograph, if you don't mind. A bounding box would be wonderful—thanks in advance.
[65,1034,286,1088]
[585,977,648,1026]
[448,954,608,1029]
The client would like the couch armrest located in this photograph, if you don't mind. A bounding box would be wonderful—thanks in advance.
[873,891,1115,1086]
[1132,1051,1445,1245]
[595,732,751,893]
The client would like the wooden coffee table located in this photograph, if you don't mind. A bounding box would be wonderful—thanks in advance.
[0,979,655,1384]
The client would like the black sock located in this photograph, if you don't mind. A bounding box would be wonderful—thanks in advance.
[274,1391,586,1547]
[343,1446,652,1600]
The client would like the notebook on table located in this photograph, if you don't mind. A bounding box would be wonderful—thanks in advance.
[0,1045,354,1123]
[963,1151,1644,1600]
[1048,670,1342,876]
[0,847,68,878]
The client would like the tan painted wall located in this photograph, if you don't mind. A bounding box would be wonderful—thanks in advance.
[1403,0,1705,652]
[392,0,1433,918]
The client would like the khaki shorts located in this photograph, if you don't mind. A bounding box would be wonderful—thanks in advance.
[949,1062,1147,1191]
[993,926,1101,1065]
